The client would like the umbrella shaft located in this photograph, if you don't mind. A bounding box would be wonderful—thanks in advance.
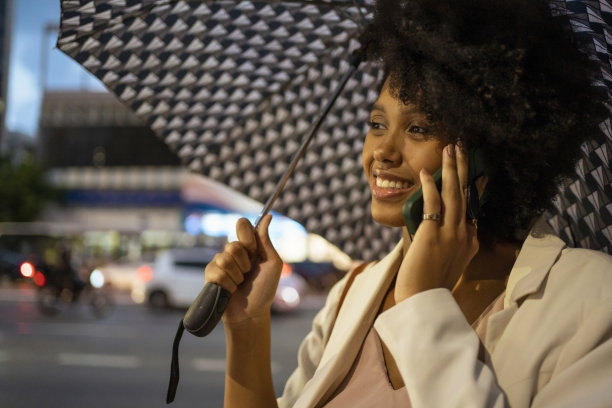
[255,57,361,228]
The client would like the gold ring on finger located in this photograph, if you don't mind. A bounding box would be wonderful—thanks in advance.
[422,213,441,221]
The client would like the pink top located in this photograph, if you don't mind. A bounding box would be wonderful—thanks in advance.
[323,291,506,407]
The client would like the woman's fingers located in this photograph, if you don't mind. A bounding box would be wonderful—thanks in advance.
[441,144,462,225]
[209,243,250,291]
[455,143,469,221]
[207,253,239,292]
[205,218,257,293]
[420,168,442,220]
[225,241,251,275]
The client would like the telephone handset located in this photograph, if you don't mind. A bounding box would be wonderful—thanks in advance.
[402,147,489,235]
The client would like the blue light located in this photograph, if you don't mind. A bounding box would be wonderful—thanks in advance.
[185,214,202,235]
[201,213,235,237]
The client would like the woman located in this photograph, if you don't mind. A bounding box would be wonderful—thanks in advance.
[205,0,612,406]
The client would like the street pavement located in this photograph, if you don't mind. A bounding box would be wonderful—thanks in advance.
[0,282,325,408]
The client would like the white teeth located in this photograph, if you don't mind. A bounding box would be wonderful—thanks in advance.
[375,177,411,189]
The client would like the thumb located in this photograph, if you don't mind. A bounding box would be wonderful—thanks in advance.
[255,214,276,255]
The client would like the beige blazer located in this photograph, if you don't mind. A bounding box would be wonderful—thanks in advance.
[277,233,612,408]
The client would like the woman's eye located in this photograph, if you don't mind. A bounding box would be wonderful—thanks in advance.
[407,125,434,140]
[409,125,427,134]
[369,121,384,130]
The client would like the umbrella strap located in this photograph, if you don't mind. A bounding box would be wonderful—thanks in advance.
[167,319,185,404]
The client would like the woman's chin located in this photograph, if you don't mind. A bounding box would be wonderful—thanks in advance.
[371,211,405,228]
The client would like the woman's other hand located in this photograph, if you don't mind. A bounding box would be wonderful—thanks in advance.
[204,214,283,325]
[395,144,480,302]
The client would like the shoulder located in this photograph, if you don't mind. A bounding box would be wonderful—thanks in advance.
[515,231,612,304]
[549,246,612,302]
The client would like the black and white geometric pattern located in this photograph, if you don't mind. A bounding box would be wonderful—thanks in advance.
[58,0,400,261]
[547,1,612,253]
[58,0,612,259]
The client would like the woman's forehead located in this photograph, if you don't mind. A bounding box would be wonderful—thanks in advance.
[373,84,424,115]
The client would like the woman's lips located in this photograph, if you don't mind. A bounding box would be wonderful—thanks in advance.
[371,174,416,200]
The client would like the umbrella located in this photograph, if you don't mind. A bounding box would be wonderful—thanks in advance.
[57,0,612,260]
[57,0,400,264]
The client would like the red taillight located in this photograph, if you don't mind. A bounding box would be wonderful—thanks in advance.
[20,262,34,278]
[33,271,46,287]
[280,263,292,278]
[137,265,153,282]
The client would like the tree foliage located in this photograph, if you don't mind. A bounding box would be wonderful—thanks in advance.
[0,153,63,222]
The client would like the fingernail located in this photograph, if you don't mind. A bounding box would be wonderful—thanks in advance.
[446,144,455,158]
[455,144,463,156]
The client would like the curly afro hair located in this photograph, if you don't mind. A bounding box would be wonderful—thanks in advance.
[359,0,609,242]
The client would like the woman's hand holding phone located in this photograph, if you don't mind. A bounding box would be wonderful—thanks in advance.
[395,144,481,303]
[204,214,283,326]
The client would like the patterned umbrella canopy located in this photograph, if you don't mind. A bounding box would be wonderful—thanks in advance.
[57,0,612,258]
[546,1,612,253]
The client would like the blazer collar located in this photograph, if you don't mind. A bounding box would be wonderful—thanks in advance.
[504,232,566,308]
[305,239,404,407]
[321,239,403,365]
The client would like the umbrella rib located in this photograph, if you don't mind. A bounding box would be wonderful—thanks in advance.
[254,53,361,228]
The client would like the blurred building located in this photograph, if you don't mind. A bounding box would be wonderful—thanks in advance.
[39,91,181,168]
[0,0,13,152]
[30,90,346,267]
[37,91,195,259]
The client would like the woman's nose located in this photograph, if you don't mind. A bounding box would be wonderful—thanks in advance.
[373,134,402,164]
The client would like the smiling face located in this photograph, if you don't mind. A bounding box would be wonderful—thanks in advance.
[363,82,445,227]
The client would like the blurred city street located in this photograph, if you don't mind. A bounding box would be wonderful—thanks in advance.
[0,3,350,406]
[0,283,324,408]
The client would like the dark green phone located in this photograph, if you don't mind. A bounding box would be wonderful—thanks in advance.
[402,148,489,235]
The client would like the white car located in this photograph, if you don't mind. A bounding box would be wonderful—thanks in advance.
[93,259,154,291]
[131,247,307,312]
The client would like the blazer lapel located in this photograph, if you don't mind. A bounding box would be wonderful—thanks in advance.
[486,233,565,353]
[294,240,403,408]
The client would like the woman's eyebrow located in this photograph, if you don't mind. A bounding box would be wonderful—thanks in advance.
[370,103,385,113]
[371,102,425,117]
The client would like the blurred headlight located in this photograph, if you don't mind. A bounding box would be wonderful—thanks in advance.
[90,269,105,288]
[20,262,34,278]
[280,286,300,308]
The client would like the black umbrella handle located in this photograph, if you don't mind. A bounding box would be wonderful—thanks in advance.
[183,282,231,336]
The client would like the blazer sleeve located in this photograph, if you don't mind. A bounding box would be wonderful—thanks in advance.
[529,295,612,408]
[373,288,508,408]
[276,271,351,408]
[374,288,612,408]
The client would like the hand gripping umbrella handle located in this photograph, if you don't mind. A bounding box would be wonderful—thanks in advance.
[168,51,361,403]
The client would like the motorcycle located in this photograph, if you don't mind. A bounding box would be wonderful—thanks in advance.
[20,260,113,318]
